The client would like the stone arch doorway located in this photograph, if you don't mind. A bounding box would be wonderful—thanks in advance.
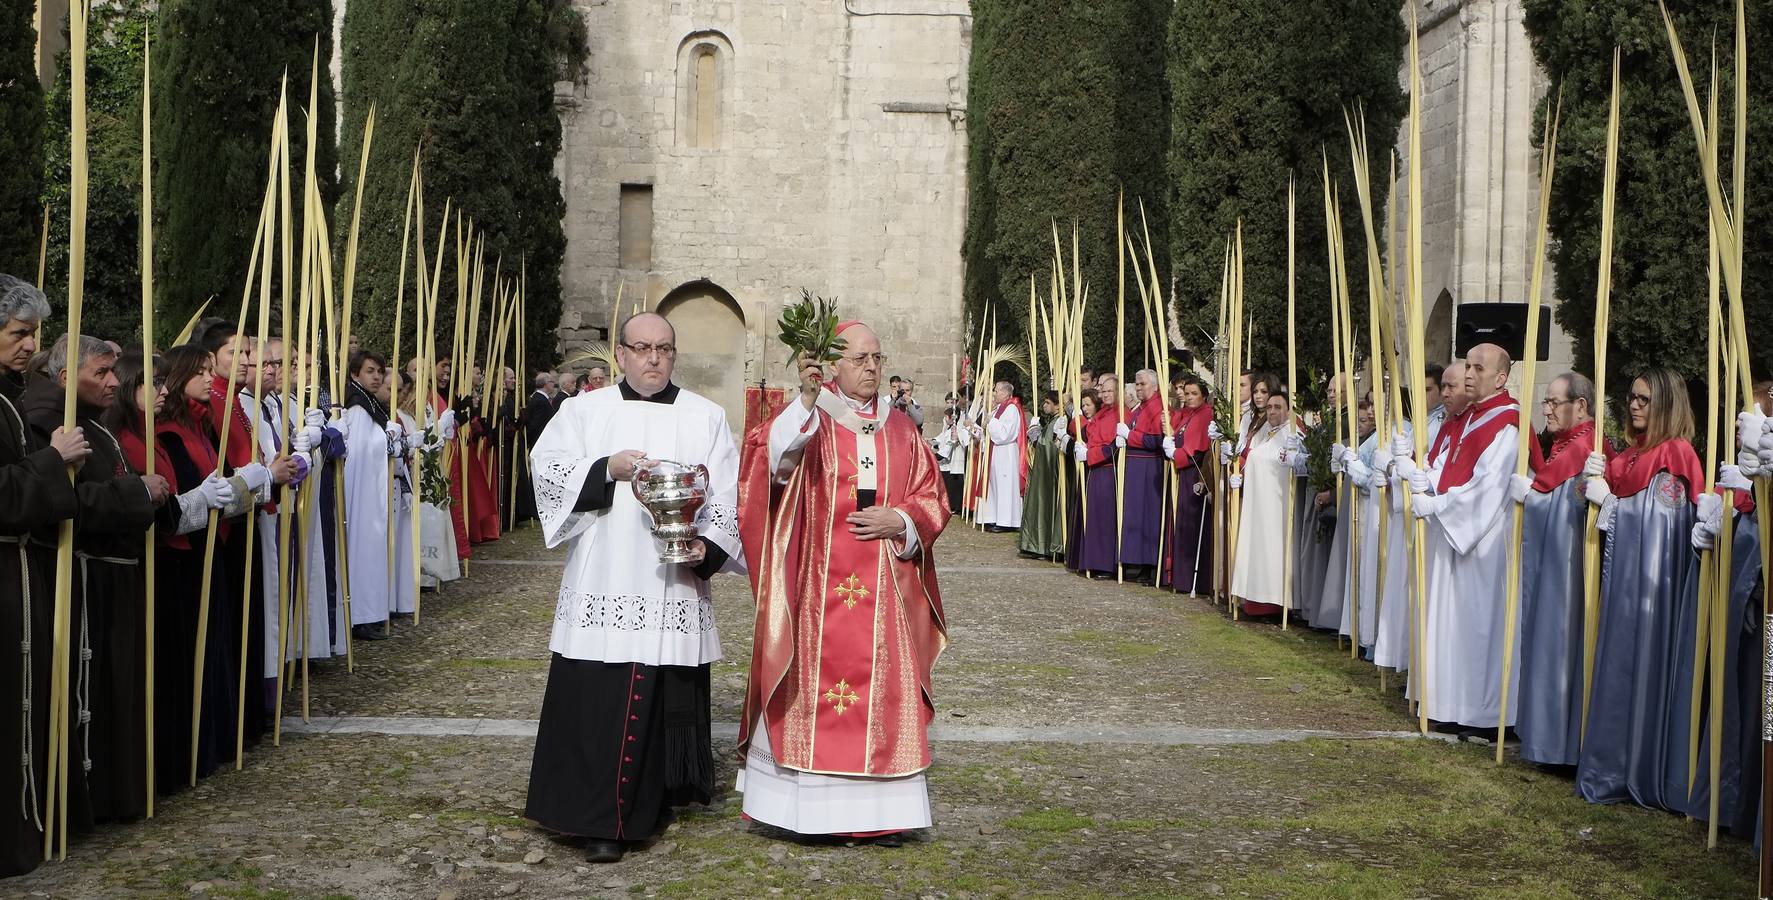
[658,280,747,431]
[1426,288,1455,365]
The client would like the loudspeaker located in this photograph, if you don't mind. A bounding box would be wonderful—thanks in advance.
[1454,302,1551,362]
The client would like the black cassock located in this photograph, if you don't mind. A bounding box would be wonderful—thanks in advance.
[523,381,722,842]
[0,372,77,876]
[19,379,157,826]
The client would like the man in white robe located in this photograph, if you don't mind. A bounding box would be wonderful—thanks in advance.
[341,350,396,641]
[526,312,742,864]
[1399,343,1520,731]
[974,380,1026,531]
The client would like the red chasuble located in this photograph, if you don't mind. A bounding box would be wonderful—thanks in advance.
[1531,421,1594,493]
[1436,391,1517,492]
[737,389,950,777]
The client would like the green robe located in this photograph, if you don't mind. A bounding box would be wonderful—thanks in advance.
[1018,415,1065,557]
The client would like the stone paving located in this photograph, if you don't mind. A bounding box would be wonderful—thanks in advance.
[7,522,1758,899]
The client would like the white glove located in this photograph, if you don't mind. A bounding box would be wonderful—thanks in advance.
[1284,433,1302,453]
[1073,442,1088,463]
[235,462,270,492]
[1582,451,1607,479]
[1718,464,1754,493]
[404,431,425,451]
[1207,421,1223,443]
[1740,453,1764,478]
[1026,421,1041,441]
[1331,442,1348,461]
[1759,444,1773,472]
[332,415,350,441]
[1372,445,1394,479]
[1393,453,1419,481]
[385,422,405,444]
[1739,410,1768,455]
[1051,417,1067,439]
[1391,434,1413,458]
[1114,435,1127,449]
[1583,476,1613,508]
[304,407,327,430]
[1411,493,1445,518]
[1760,423,1773,454]
[1595,494,1619,533]
[437,409,458,441]
[1115,423,1131,441]
[1345,458,1373,488]
[1219,444,1234,466]
[1229,474,1244,490]
[1509,473,1532,504]
[1406,467,1432,494]
[198,474,235,509]
[1339,447,1363,469]
[1692,493,1724,551]
[1162,435,1177,460]
[293,425,320,454]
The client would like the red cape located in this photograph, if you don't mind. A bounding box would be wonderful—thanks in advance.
[1607,435,1703,503]
[1530,421,1593,493]
[735,393,949,777]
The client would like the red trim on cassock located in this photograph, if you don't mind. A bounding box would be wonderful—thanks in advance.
[1436,391,1517,493]
[1606,436,1703,503]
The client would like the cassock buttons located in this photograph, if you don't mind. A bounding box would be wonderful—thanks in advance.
[633,694,642,700]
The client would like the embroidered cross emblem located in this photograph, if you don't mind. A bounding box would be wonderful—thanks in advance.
[858,457,875,471]
[861,423,876,435]
[824,678,860,714]
[834,574,870,610]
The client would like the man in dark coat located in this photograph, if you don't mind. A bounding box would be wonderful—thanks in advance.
[20,335,168,827]
[0,275,91,875]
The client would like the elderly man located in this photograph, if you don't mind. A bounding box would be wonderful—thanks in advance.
[526,312,742,863]
[974,380,1027,532]
[555,371,580,410]
[1398,343,1519,733]
[18,334,170,827]
[584,366,609,392]
[0,276,90,874]
[1509,371,1596,764]
[737,320,949,844]
[528,371,559,442]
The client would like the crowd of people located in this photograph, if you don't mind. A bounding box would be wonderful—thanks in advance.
[940,341,1768,843]
[0,273,553,877]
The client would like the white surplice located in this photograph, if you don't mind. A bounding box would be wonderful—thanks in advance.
[1410,405,1519,727]
[1230,421,1295,607]
[342,401,392,626]
[977,402,1025,528]
[529,383,741,666]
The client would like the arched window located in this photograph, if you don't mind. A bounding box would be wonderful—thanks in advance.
[676,32,732,150]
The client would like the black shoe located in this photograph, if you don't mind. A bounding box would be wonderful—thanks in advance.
[351,624,389,642]
[584,839,624,863]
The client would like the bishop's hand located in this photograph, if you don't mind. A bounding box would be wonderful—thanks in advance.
[847,506,905,541]
[608,450,652,481]
[797,350,825,409]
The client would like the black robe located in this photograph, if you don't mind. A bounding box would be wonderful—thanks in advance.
[18,379,156,826]
[523,381,723,842]
[0,372,78,876]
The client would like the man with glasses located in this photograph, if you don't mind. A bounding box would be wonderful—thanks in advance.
[1395,343,1521,737]
[1506,372,1596,766]
[526,312,742,864]
[736,320,950,846]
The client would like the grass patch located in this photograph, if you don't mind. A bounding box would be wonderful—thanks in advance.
[1004,807,1095,832]
[436,808,527,829]
[1064,628,1167,662]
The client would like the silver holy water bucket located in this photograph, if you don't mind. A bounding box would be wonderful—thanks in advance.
[630,460,710,563]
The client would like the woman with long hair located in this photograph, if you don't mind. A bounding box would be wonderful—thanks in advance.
[1576,368,1703,812]
[1070,387,1120,578]
[1163,375,1214,596]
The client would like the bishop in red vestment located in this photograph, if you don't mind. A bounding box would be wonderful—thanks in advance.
[736,322,949,840]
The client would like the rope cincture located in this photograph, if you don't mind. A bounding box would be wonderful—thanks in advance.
[0,391,40,830]
[75,551,138,780]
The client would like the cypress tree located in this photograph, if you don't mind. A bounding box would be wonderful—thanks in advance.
[341,0,584,372]
[0,0,44,279]
[1166,0,1403,378]
[1522,1,1773,393]
[153,0,336,330]
[963,0,1172,374]
[39,1,153,344]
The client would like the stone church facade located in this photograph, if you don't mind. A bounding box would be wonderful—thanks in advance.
[553,0,974,430]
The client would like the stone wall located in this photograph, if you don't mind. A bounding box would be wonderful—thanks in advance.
[556,0,972,429]
[1395,0,1571,428]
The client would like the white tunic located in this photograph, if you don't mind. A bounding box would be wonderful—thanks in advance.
[530,383,741,666]
[1230,421,1294,606]
[978,403,1025,527]
[1371,424,1414,671]
[933,418,971,476]
[1410,404,1520,727]
[343,404,392,626]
